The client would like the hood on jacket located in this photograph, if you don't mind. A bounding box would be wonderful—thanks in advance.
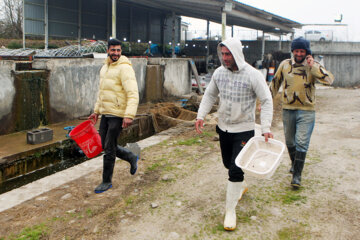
[217,38,246,71]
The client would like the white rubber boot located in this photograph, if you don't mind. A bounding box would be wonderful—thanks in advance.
[224,180,248,231]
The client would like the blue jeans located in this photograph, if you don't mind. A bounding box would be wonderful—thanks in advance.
[282,109,315,153]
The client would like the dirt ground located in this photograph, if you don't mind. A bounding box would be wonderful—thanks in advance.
[1,87,360,240]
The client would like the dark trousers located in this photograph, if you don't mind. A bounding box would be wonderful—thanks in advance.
[99,116,123,182]
[216,125,254,182]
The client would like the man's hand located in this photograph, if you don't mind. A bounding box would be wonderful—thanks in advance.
[122,118,133,128]
[306,55,314,68]
[262,132,274,142]
[195,119,204,134]
[88,113,98,124]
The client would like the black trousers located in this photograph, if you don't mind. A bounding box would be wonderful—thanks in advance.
[99,116,123,182]
[216,125,254,182]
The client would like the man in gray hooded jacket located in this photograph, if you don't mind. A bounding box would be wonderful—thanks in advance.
[195,38,273,231]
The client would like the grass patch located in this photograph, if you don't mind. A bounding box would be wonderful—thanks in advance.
[10,224,48,240]
[177,136,202,146]
[86,208,93,217]
[277,225,309,240]
[280,191,307,205]
[147,162,162,171]
[200,131,216,138]
[125,196,135,206]
[237,209,257,223]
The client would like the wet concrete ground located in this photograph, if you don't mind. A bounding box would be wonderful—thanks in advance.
[0,119,94,160]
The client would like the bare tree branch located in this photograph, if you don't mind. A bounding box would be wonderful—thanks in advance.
[0,0,23,38]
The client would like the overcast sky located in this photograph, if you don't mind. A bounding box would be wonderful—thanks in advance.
[183,0,360,41]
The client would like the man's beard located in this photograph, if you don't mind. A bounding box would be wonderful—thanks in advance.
[109,54,120,62]
[294,56,306,64]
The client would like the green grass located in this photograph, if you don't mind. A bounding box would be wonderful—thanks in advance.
[86,208,93,217]
[177,136,202,146]
[280,191,307,204]
[277,225,310,240]
[125,196,135,206]
[10,224,48,240]
[147,162,162,171]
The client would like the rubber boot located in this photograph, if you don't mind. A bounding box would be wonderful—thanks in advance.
[94,156,115,193]
[224,180,248,231]
[116,143,140,175]
[287,146,296,173]
[291,151,306,189]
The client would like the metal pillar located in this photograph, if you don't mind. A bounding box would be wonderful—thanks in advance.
[161,14,165,55]
[129,7,133,42]
[261,31,265,60]
[231,25,234,37]
[44,0,48,51]
[147,12,151,43]
[22,0,25,49]
[279,35,282,51]
[221,11,226,41]
[171,11,176,58]
[206,20,210,72]
[112,0,116,38]
[78,0,82,49]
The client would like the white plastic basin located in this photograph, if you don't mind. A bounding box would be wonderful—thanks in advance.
[235,136,285,179]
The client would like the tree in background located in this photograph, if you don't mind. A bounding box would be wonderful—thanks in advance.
[0,0,22,38]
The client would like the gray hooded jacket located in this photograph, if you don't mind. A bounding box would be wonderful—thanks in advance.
[197,38,273,133]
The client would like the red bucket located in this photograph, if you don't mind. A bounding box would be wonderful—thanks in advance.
[69,120,103,158]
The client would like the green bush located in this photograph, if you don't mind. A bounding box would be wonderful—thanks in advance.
[7,41,22,49]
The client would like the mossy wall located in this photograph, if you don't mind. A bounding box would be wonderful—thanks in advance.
[13,70,50,132]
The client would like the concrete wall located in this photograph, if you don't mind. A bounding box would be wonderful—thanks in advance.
[321,53,360,87]
[32,58,148,123]
[148,58,191,97]
[0,57,191,135]
[33,59,103,123]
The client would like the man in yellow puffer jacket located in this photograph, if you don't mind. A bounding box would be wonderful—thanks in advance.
[88,38,139,193]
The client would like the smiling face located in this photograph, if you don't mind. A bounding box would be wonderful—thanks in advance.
[107,45,122,63]
[293,49,307,63]
[221,46,238,71]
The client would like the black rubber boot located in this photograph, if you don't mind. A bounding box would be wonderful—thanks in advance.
[287,146,296,173]
[116,143,140,175]
[291,151,306,189]
[95,156,115,193]
[94,182,112,193]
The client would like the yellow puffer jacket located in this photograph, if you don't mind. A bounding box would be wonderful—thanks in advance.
[94,56,139,119]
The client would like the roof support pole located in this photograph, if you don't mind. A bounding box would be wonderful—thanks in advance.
[221,10,226,41]
[231,25,234,37]
[206,19,210,73]
[22,0,25,49]
[278,35,282,51]
[44,0,48,51]
[78,0,82,49]
[171,11,176,58]
[147,12,151,43]
[261,31,265,60]
[129,7,133,42]
[112,0,116,38]
[161,14,165,55]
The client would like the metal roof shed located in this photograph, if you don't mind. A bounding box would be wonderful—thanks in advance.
[23,0,302,55]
